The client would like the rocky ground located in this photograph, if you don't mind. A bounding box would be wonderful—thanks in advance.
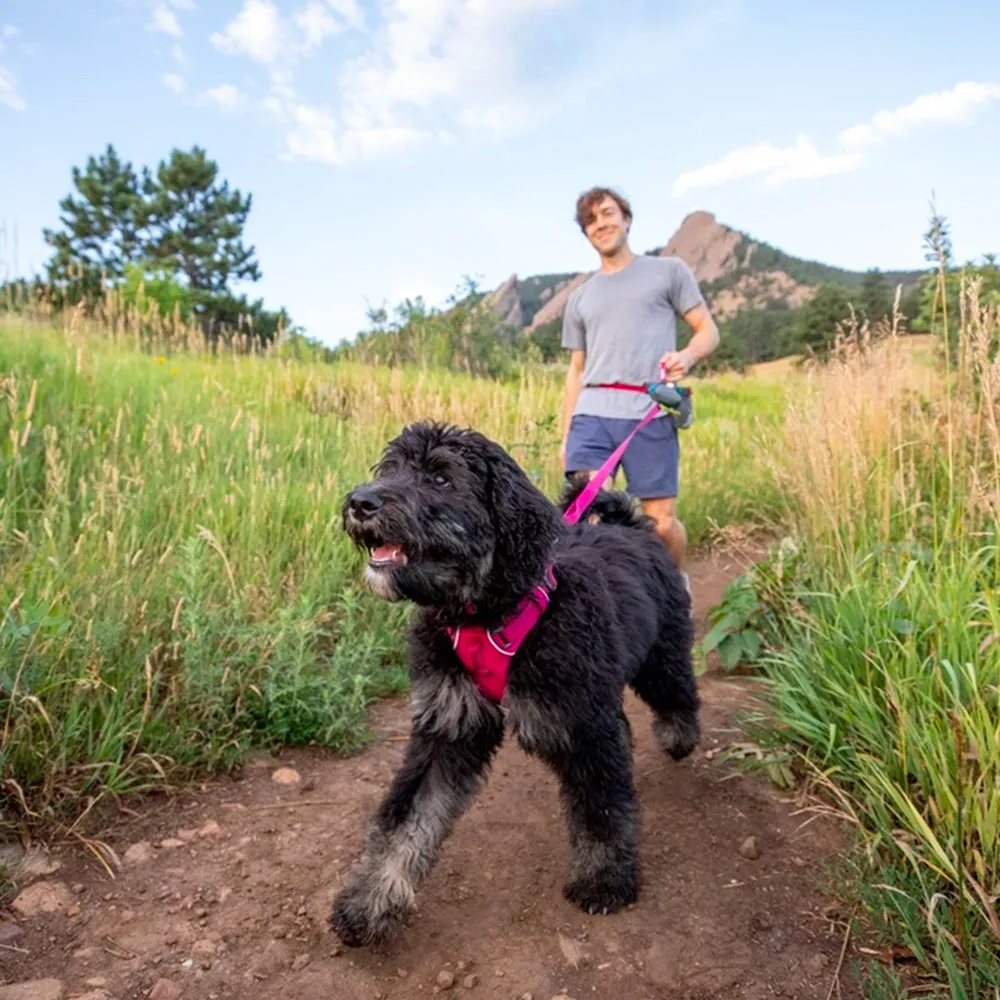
[1,543,860,1000]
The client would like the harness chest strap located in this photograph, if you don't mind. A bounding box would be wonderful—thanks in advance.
[445,564,557,703]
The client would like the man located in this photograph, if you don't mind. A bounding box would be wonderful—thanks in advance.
[560,186,720,591]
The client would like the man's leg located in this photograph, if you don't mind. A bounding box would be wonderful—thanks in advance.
[621,416,691,599]
[640,496,687,571]
[564,414,619,512]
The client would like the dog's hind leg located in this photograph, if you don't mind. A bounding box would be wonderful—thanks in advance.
[630,628,700,761]
[544,713,641,915]
[329,701,503,948]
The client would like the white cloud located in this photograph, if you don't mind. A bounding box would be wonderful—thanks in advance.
[203,83,247,111]
[295,2,345,50]
[672,136,862,196]
[0,64,25,111]
[210,0,728,168]
[272,0,576,165]
[323,0,364,32]
[149,1,182,38]
[840,80,1000,149]
[673,79,1000,196]
[0,23,24,110]
[212,0,285,64]
[280,100,426,164]
[162,72,185,94]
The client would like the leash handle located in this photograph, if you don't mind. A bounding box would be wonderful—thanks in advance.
[562,404,660,525]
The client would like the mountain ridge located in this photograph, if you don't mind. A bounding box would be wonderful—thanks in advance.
[481,210,925,333]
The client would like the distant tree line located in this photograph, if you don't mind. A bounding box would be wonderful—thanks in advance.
[2,143,291,344]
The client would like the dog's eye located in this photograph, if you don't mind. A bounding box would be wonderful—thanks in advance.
[433,473,450,487]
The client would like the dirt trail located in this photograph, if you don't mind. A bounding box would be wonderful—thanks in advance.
[1,544,858,1000]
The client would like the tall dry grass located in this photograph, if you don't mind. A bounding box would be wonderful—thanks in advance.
[753,279,1000,994]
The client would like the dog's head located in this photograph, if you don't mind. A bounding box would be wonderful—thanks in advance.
[342,421,560,614]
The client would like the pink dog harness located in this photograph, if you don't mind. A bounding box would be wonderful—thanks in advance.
[446,401,661,701]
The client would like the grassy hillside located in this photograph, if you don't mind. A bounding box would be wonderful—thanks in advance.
[719,233,923,291]
[0,316,786,827]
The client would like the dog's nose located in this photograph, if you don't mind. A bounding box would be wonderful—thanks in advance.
[348,485,384,520]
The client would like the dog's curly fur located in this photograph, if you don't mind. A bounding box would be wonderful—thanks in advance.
[331,421,698,948]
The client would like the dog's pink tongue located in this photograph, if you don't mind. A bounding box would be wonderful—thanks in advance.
[371,544,406,564]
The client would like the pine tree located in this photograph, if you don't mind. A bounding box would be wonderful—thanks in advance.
[142,146,260,295]
[42,143,147,298]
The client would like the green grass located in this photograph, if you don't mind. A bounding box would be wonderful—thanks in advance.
[734,283,1000,994]
[0,317,785,827]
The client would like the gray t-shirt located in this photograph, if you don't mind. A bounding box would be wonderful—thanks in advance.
[561,254,706,420]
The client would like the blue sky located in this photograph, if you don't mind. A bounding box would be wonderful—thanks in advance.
[1,0,998,346]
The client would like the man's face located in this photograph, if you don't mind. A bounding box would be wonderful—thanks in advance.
[584,196,630,256]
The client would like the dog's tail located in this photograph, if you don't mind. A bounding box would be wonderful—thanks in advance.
[557,472,653,529]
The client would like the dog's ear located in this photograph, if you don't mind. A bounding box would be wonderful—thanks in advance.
[478,436,560,586]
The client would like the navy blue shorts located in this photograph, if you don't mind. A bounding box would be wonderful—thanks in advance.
[565,413,679,499]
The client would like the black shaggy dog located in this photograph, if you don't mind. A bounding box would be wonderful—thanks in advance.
[331,420,698,948]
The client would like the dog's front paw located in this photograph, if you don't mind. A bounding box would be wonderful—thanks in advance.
[329,871,413,949]
[563,865,640,915]
[652,711,699,761]
[329,886,377,948]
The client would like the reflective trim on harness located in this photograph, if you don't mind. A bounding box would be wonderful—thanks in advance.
[446,564,557,702]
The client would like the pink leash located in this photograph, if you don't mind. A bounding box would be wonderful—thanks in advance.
[448,386,662,700]
[561,401,661,524]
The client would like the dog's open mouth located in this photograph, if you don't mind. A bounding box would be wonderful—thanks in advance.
[368,543,408,569]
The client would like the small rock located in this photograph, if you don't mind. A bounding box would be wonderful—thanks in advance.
[518,994,534,1000]
[192,939,216,957]
[72,883,85,894]
[66,901,81,918]
[197,821,223,839]
[159,839,185,850]
[84,978,108,988]
[739,836,760,860]
[557,932,586,969]
[0,982,64,1000]
[291,954,310,972]
[0,921,25,944]
[436,970,456,990]
[73,992,115,1000]
[550,995,574,1000]
[122,842,153,866]
[271,768,300,785]
[461,974,478,989]
[148,981,183,1000]
[19,848,62,880]
[11,880,74,918]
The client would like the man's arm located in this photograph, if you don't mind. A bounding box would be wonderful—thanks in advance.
[560,349,586,467]
[667,303,720,377]
[659,258,721,380]
[559,290,587,467]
